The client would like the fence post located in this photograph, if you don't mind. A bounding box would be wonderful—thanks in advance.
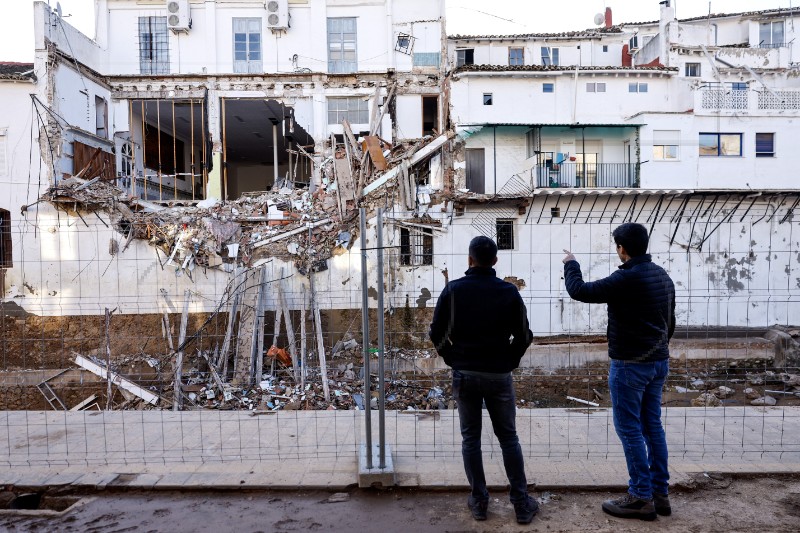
[359,207,373,469]
[376,208,387,469]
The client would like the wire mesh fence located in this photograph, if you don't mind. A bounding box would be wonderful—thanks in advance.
[2,191,800,467]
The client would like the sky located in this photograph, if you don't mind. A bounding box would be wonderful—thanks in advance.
[0,0,791,63]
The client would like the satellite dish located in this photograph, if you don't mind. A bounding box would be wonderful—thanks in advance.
[593,13,605,26]
[56,2,62,18]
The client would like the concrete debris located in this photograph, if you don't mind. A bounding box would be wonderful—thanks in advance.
[34,126,450,279]
[73,353,160,405]
[691,392,722,407]
[712,385,735,399]
[750,395,777,406]
[744,387,762,400]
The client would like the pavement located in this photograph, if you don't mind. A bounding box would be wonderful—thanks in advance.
[1,406,799,491]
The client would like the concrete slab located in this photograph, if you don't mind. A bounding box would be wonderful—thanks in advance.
[358,444,395,488]
[0,407,797,490]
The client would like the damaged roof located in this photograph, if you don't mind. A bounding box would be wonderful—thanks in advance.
[0,62,36,82]
[453,64,678,74]
[621,7,800,26]
[450,27,624,40]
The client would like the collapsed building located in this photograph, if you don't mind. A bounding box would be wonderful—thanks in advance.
[2,1,800,412]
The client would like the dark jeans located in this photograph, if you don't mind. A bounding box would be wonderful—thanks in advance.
[453,369,528,504]
[609,359,670,500]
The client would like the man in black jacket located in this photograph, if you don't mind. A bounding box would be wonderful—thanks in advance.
[563,223,675,521]
[430,236,537,524]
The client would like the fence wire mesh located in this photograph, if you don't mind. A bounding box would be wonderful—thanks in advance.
[2,191,800,468]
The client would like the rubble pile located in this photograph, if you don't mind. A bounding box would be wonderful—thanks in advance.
[670,361,800,407]
[74,346,452,412]
[36,122,451,275]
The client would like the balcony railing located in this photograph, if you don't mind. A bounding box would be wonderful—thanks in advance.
[699,89,800,111]
[701,89,749,110]
[535,163,638,189]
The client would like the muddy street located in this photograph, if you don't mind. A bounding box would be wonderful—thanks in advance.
[2,475,799,532]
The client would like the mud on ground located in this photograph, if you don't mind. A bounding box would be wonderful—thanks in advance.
[1,475,798,532]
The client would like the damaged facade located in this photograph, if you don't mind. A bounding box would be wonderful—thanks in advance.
[2,1,800,411]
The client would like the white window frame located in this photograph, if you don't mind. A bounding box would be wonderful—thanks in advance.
[327,97,369,125]
[327,17,358,73]
[586,82,606,93]
[759,20,785,47]
[508,47,524,66]
[0,128,7,178]
[233,18,263,74]
[483,93,493,105]
[456,48,474,67]
[138,16,169,75]
[685,62,701,77]
[653,130,680,161]
[628,82,648,93]
[541,47,559,66]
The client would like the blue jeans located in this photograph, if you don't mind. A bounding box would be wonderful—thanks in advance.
[609,359,670,500]
[453,370,528,504]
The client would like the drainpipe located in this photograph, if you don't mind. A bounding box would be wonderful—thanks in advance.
[272,121,279,187]
[581,127,586,188]
[493,125,497,193]
[387,0,395,70]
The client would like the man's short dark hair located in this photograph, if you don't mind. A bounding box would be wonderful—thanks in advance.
[612,223,649,257]
[469,236,498,267]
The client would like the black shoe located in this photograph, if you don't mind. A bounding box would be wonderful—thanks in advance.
[514,495,539,524]
[601,493,657,521]
[467,497,488,521]
[653,493,671,516]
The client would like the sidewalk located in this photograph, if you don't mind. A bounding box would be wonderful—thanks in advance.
[1,407,798,490]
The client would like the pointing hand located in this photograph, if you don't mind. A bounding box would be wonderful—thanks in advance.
[562,249,576,264]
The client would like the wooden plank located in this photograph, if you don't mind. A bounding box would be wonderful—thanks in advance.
[217,267,242,373]
[251,267,269,383]
[300,285,307,389]
[341,119,361,158]
[233,268,260,385]
[174,289,191,411]
[369,83,396,137]
[364,136,387,171]
[278,271,299,383]
[314,306,330,402]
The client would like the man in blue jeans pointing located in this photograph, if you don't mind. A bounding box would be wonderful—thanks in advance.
[430,236,537,524]
[563,223,675,521]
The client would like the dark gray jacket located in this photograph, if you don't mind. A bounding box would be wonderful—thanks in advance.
[564,254,675,362]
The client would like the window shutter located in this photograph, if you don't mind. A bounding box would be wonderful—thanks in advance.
[653,130,680,146]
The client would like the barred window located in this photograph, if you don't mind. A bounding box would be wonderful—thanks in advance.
[0,208,11,268]
[139,17,169,74]
[496,220,515,250]
[400,228,433,266]
[327,97,369,125]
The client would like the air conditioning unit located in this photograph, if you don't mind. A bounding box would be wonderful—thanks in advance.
[166,0,190,33]
[265,0,289,31]
[628,36,639,51]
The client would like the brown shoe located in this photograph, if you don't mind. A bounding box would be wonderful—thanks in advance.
[601,493,657,521]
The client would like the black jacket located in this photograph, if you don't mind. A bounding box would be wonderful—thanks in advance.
[564,254,675,362]
[429,266,533,372]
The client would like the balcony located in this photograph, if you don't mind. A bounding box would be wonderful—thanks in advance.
[698,88,800,112]
[535,163,638,189]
